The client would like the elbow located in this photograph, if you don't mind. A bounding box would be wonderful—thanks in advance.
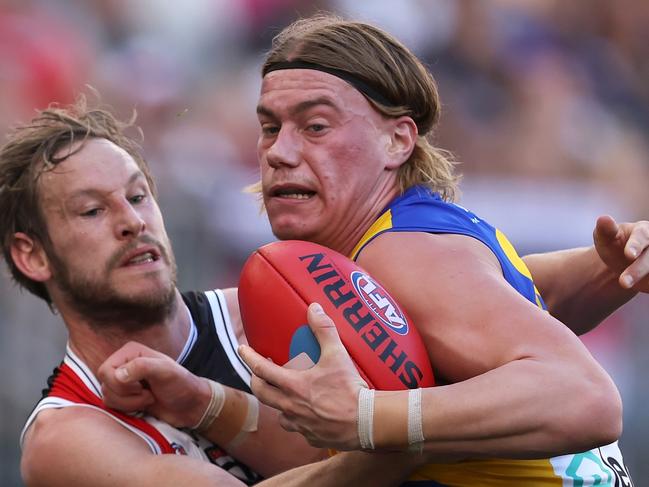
[590,382,623,446]
[561,373,623,450]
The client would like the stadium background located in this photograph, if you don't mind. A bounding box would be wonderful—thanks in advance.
[1,0,648,484]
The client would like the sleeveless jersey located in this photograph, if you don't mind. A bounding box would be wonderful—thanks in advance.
[351,186,633,487]
[20,289,261,485]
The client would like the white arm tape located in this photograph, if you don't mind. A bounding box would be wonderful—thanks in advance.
[192,380,226,432]
[407,388,425,453]
[241,393,259,433]
[227,393,260,448]
[358,387,375,450]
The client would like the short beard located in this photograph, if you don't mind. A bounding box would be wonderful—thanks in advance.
[49,237,179,332]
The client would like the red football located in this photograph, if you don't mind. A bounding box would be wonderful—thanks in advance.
[238,240,434,390]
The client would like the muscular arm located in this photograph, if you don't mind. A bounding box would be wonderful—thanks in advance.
[523,215,649,335]
[258,451,426,487]
[523,247,633,335]
[366,232,621,456]
[22,407,419,487]
[21,408,246,487]
[242,231,622,458]
[98,342,324,478]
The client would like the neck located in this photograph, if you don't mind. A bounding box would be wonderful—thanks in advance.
[327,182,401,257]
[63,290,189,374]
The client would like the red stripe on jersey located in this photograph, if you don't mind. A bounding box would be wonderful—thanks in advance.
[49,363,175,454]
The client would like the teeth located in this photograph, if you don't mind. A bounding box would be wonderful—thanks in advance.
[278,193,311,199]
[128,252,155,265]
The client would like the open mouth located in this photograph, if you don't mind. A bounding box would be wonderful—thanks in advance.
[126,251,159,265]
[272,186,316,200]
[120,247,162,267]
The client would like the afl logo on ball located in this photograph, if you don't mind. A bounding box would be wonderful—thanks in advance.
[350,271,409,335]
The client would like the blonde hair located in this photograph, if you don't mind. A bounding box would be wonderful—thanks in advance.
[249,13,460,200]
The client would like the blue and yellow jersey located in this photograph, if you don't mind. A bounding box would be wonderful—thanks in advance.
[351,186,546,310]
[350,186,632,486]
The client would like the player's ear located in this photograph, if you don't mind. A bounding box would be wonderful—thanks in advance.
[385,116,417,170]
[10,232,52,283]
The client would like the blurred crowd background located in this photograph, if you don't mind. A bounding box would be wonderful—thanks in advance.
[1,0,648,484]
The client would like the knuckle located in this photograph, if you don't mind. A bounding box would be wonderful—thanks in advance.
[278,398,295,416]
[124,340,140,352]
[250,376,263,395]
[306,435,323,448]
[279,414,296,432]
[640,225,649,240]
[250,360,265,377]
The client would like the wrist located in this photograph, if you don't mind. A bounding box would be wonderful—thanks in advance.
[358,388,426,452]
[191,381,259,447]
[357,388,375,449]
[186,378,212,428]
[191,379,226,432]
[373,390,409,450]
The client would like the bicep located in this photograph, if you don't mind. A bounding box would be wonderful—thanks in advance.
[21,407,243,487]
[358,233,596,383]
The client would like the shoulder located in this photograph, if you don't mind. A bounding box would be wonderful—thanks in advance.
[355,231,504,338]
[357,231,501,281]
[356,230,595,384]
[21,407,241,487]
[21,407,152,486]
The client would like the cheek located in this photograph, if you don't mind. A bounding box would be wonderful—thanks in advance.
[257,136,266,161]
[259,159,271,178]
[257,137,275,174]
[259,166,272,197]
[320,142,369,188]
[149,207,165,227]
[61,234,97,263]
[330,128,377,170]
[256,145,263,170]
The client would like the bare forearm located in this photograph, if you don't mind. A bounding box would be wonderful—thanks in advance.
[258,451,424,487]
[225,405,326,475]
[200,389,324,476]
[372,359,621,458]
[523,248,635,334]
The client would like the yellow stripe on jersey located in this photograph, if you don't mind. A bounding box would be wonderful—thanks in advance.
[495,229,545,309]
[350,209,393,260]
[495,229,532,279]
[409,458,564,486]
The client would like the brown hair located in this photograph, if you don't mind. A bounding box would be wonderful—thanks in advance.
[0,94,155,304]
[253,13,460,199]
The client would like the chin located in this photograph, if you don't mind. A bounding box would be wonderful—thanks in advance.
[271,225,309,242]
[268,214,310,239]
[122,276,175,301]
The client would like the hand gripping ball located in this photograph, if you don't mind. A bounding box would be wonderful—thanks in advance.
[238,240,434,390]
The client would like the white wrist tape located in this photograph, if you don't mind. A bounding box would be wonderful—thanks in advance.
[227,393,260,448]
[407,388,425,453]
[357,387,375,450]
[192,380,226,432]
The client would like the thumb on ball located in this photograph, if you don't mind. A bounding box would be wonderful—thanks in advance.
[307,303,345,352]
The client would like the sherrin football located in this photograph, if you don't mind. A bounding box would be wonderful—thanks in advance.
[238,240,434,390]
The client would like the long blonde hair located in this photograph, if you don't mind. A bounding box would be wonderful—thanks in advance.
[249,13,460,200]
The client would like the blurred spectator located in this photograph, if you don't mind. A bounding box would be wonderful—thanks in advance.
[1,1,648,485]
[0,2,92,125]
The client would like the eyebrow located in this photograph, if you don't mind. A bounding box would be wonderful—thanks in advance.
[257,96,342,119]
[67,171,146,200]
